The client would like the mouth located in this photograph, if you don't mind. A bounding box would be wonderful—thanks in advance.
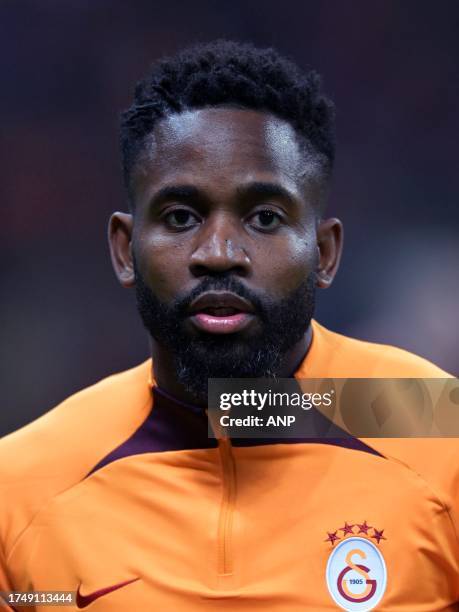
[188,291,256,334]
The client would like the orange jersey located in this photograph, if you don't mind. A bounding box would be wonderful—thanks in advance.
[0,320,458,611]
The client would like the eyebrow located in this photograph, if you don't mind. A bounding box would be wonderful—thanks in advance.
[236,182,297,206]
[148,181,298,209]
[149,185,201,207]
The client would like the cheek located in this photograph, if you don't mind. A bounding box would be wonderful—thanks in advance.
[256,233,317,294]
[134,233,190,301]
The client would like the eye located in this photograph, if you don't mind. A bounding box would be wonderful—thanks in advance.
[249,209,282,231]
[163,208,200,229]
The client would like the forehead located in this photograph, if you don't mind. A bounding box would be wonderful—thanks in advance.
[131,108,317,196]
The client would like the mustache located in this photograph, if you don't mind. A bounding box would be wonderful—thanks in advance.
[173,276,266,317]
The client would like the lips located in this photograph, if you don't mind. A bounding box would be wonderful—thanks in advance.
[188,291,255,334]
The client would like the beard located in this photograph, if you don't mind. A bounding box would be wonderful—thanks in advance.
[134,265,316,403]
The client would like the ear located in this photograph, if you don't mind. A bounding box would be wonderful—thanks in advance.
[108,212,135,288]
[315,217,343,289]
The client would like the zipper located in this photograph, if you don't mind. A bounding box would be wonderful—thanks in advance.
[216,436,237,577]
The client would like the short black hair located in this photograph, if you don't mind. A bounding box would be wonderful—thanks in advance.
[121,39,335,200]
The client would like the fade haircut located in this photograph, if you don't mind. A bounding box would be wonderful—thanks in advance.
[120,39,335,206]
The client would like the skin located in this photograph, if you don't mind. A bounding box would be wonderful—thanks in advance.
[109,108,343,405]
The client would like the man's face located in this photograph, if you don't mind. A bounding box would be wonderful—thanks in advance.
[114,108,334,401]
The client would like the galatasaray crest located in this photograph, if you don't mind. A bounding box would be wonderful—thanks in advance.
[325,524,387,611]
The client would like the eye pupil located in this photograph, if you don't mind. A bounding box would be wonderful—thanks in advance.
[173,210,190,224]
[259,210,275,226]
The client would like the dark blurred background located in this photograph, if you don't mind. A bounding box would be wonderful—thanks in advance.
[1,1,458,435]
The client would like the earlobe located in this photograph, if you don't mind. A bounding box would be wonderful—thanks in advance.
[316,268,332,288]
[315,218,344,289]
[108,212,135,288]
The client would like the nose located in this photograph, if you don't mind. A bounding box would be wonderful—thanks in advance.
[189,213,251,277]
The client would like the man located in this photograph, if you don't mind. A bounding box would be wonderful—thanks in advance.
[0,40,457,611]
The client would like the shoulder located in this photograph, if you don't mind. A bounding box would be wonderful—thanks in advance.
[306,320,452,378]
[0,359,152,480]
[0,360,152,550]
[369,437,459,545]
[303,321,459,528]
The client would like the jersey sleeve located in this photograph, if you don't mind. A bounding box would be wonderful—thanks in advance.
[0,538,14,608]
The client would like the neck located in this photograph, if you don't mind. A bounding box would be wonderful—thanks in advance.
[149,325,313,407]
